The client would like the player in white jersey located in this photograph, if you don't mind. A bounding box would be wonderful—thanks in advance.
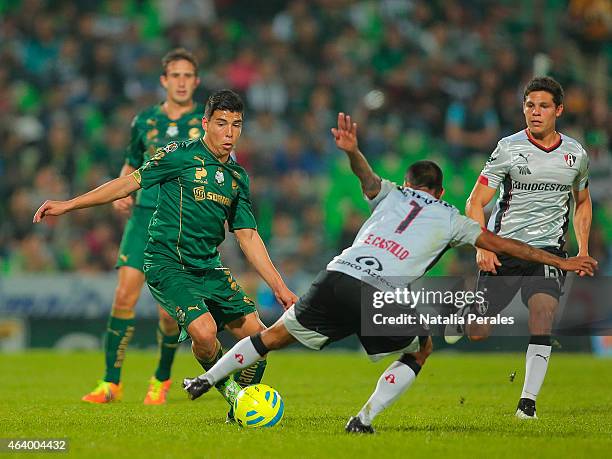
[182,112,596,433]
[445,77,594,420]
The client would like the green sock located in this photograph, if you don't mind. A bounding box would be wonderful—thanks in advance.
[196,339,242,406]
[234,358,267,388]
[103,316,135,384]
[154,326,180,382]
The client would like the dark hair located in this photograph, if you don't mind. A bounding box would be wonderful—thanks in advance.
[523,77,564,106]
[405,160,443,193]
[161,48,198,75]
[204,89,244,119]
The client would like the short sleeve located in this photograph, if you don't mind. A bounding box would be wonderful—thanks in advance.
[132,142,183,189]
[449,212,483,247]
[228,175,257,231]
[366,179,396,211]
[479,140,512,189]
[573,149,589,191]
[125,115,145,169]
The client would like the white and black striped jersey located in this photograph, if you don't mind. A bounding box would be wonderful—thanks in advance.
[326,180,483,289]
[480,130,589,249]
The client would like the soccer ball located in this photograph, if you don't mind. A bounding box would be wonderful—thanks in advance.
[233,384,284,428]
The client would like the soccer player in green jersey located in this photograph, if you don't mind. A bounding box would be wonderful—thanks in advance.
[35,89,298,417]
[80,48,207,405]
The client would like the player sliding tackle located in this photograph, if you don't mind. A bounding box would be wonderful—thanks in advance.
[183,113,597,433]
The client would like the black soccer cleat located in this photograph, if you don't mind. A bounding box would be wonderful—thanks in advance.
[515,397,538,419]
[345,416,375,434]
[182,376,213,400]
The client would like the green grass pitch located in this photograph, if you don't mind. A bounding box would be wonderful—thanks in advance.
[1,351,611,458]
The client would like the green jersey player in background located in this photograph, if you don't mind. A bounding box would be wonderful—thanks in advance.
[34,89,298,420]
[81,48,206,405]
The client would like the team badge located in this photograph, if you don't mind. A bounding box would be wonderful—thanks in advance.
[166,123,179,137]
[188,127,201,139]
[564,153,576,167]
[215,169,225,185]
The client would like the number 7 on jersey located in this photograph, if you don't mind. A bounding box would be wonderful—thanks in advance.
[395,200,423,234]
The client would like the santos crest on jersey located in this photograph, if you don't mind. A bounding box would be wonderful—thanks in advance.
[326,180,482,289]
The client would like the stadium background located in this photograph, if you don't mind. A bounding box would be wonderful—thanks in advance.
[0,0,610,352]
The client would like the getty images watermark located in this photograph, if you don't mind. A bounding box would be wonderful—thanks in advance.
[369,284,514,328]
[360,276,612,337]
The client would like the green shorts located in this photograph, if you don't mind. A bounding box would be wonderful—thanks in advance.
[115,206,155,271]
[144,263,257,342]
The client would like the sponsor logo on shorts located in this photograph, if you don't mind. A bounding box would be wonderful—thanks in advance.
[187,305,201,312]
[385,374,396,384]
[235,353,244,364]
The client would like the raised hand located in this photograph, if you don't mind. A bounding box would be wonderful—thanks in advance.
[331,112,358,154]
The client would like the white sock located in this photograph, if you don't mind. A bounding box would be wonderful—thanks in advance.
[203,337,262,385]
[357,360,417,426]
[521,344,552,400]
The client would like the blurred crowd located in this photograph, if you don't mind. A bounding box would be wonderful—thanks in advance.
[1,0,611,307]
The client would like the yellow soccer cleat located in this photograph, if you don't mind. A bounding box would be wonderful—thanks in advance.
[143,377,172,405]
[82,380,123,403]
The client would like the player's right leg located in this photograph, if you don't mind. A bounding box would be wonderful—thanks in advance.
[82,266,143,403]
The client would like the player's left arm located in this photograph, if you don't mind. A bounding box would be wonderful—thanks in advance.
[234,228,298,309]
[572,150,592,273]
[572,187,592,258]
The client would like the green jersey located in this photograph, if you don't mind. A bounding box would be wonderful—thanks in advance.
[133,138,257,270]
[125,103,206,208]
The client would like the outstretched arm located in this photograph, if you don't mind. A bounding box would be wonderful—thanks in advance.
[234,228,299,309]
[331,112,381,199]
[33,174,141,222]
[475,230,597,275]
